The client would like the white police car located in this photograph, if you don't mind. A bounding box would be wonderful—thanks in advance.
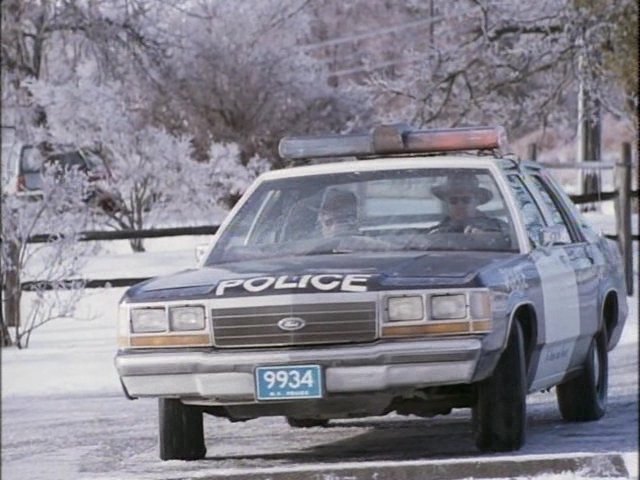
[114,125,628,460]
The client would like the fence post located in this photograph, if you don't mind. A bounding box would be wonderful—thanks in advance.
[527,143,537,161]
[614,142,633,295]
[4,240,21,328]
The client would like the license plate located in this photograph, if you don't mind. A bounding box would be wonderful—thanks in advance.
[255,365,323,401]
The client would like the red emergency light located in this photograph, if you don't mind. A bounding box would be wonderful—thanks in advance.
[278,124,508,160]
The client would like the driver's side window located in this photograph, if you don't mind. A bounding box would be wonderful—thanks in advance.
[506,174,546,244]
[527,175,574,244]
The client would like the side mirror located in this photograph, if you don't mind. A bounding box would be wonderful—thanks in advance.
[195,244,209,264]
[539,225,570,247]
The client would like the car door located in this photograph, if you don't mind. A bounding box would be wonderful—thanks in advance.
[525,172,600,371]
[505,173,582,390]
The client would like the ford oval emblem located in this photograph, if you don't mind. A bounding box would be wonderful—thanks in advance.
[277,317,306,332]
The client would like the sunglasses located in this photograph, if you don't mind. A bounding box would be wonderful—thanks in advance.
[447,195,473,205]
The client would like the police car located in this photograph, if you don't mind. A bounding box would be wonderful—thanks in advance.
[114,125,628,460]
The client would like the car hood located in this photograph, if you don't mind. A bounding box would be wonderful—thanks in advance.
[124,251,520,302]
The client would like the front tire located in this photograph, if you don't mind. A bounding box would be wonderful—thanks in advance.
[556,330,608,421]
[159,399,206,461]
[472,321,527,452]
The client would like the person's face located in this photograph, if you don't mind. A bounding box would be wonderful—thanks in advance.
[320,212,342,237]
[446,193,478,221]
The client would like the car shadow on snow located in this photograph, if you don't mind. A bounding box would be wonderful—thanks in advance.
[199,391,637,465]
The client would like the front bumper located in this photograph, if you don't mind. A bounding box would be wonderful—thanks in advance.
[115,338,484,404]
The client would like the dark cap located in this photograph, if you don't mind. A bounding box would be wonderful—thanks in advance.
[432,173,492,205]
[320,189,358,220]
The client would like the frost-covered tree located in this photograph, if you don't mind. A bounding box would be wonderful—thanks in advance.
[145,0,370,166]
[1,0,161,129]
[0,0,114,345]
[1,167,98,348]
[2,0,282,253]
[351,0,636,137]
[30,79,269,251]
[5,0,634,156]
[575,0,638,118]
[298,0,636,140]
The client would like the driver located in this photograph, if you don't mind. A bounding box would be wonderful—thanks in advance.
[318,189,359,237]
[431,172,506,234]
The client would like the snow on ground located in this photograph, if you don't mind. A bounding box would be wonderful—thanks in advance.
[2,237,210,397]
[1,288,125,396]
[1,211,638,479]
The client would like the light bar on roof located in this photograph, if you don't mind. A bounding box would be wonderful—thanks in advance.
[278,124,508,160]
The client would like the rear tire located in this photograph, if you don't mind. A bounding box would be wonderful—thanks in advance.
[159,399,206,461]
[556,330,608,421]
[472,321,527,452]
[286,417,329,428]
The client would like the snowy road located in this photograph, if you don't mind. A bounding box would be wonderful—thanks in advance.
[2,322,637,479]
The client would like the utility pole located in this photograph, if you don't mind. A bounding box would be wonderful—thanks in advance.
[429,0,435,46]
[577,40,601,211]
[577,48,586,164]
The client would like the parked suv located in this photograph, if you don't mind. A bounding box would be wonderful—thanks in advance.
[7,144,121,212]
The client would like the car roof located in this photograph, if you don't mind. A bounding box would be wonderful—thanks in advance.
[259,155,519,181]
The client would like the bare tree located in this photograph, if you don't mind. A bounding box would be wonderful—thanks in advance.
[1,168,98,348]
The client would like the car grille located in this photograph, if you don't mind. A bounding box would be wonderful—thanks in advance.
[211,301,377,347]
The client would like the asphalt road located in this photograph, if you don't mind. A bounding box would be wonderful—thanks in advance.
[2,341,637,480]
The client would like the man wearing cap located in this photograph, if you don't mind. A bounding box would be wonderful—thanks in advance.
[318,189,359,237]
[430,172,507,234]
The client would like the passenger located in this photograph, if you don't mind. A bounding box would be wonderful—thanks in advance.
[431,173,506,234]
[318,189,359,237]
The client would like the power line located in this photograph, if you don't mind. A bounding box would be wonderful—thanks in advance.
[299,16,442,52]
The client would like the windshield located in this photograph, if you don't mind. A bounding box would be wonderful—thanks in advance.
[19,146,44,173]
[206,167,518,265]
[48,152,87,170]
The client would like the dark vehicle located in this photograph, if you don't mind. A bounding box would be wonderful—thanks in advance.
[114,125,628,460]
[15,145,121,212]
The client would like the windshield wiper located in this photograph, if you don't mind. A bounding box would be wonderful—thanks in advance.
[302,248,354,256]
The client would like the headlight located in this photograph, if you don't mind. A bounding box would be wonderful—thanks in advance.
[388,296,424,321]
[431,294,466,320]
[130,308,167,333]
[170,306,206,331]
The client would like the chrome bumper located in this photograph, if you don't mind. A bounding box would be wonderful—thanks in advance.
[115,338,483,403]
